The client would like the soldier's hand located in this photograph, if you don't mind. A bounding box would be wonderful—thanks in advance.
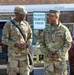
[14,43,19,48]
[47,52,53,58]
[51,52,58,60]
[20,43,28,50]
[47,52,58,60]
[14,43,28,50]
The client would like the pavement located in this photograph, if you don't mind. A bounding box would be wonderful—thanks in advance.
[34,67,44,75]
[0,65,44,75]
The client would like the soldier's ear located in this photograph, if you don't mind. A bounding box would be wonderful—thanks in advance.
[56,15,59,20]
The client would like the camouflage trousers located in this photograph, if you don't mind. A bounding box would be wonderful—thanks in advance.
[7,55,30,75]
[44,60,69,75]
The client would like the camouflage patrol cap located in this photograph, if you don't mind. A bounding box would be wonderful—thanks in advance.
[14,6,27,14]
[48,10,60,16]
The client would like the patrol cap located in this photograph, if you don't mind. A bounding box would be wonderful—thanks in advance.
[48,10,60,17]
[14,6,27,14]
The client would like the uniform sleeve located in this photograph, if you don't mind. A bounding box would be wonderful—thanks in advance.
[2,22,16,48]
[57,27,72,59]
[26,23,32,52]
[39,31,49,54]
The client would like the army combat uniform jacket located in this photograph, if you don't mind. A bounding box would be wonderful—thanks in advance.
[39,22,72,75]
[2,19,32,74]
[2,20,32,55]
[40,22,72,61]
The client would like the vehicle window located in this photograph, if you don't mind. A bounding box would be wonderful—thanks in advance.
[0,22,8,65]
[0,23,5,42]
[0,29,2,42]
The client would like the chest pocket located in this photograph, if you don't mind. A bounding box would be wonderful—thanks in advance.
[55,31,64,43]
[11,25,20,36]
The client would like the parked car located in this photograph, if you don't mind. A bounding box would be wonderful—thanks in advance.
[0,20,8,75]
[0,20,9,64]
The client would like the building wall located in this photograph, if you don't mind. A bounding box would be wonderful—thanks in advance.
[0,0,74,5]
[0,1,74,24]
[60,13,74,23]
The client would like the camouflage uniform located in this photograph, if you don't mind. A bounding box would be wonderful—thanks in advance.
[2,19,32,75]
[39,22,72,75]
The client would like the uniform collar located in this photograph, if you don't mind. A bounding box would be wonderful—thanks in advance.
[13,19,24,26]
[51,22,62,30]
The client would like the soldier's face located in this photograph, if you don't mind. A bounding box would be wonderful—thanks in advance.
[48,14,57,25]
[18,13,26,21]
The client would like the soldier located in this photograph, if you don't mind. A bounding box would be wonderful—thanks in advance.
[39,10,72,75]
[2,6,33,75]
